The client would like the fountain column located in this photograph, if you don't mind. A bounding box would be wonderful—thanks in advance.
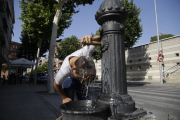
[95,0,146,117]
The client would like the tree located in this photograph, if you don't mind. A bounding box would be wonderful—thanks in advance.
[48,0,95,93]
[17,32,37,61]
[57,35,81,60]
[40,61,48,72]
[150,34,174,42]
[19,0,73,84]
[122,0,143,49]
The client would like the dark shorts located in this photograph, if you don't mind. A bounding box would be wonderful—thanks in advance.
[62,78,85,101]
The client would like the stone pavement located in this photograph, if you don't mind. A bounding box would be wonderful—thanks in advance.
[0,79,179,120]
[0,80,62,120]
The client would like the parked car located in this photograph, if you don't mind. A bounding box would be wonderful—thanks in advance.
[30,72,47,83]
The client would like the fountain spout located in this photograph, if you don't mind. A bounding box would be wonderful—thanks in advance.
[83,39,103,47]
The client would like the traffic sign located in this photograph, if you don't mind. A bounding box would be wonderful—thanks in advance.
[158,50,163,56]
[158,55,163,62]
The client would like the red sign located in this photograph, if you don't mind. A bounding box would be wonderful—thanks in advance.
[158,50,163,56]
[158,55,164,62]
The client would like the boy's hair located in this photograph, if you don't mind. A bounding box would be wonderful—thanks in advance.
[75,56,96,76]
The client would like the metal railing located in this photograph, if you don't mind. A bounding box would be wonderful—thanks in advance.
[163,64,180,79]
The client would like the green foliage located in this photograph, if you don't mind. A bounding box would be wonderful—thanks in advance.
[27,72,31,76]
[150,34,174,42]
[17,32,37,60]
[57,35,81,60]
[18,0,73,59]
[91,30,101,61]
[122,0,143,49]
[26,61,48,75]
[1,65,10,74]
[40,61,48,72]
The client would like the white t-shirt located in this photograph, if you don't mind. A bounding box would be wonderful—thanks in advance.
[55,45,95,85]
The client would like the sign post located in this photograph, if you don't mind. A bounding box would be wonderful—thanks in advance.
[157,50,163,84]
[154,0,163,84]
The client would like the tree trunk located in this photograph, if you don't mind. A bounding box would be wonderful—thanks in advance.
[47,0,68,93]
[29,57,35,82]
[34,40,42,84]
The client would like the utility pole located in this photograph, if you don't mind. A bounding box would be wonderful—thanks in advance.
[154,0,163,84]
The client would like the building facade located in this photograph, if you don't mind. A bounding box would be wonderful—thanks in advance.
[1,41,20,78]
[9,41,20,61]
[0,0,15,78]
[126,35,180,82]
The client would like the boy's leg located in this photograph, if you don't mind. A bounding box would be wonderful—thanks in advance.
[73,79,86,100]
[62,78,75,101]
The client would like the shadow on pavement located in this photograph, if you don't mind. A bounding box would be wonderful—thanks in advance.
[127,81,151,87]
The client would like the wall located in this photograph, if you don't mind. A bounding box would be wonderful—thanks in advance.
[126,35,180,82]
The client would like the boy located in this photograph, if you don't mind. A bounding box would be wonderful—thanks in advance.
[54,35,101,104]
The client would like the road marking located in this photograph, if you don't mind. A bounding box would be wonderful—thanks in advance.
[128,90,180,98]
[128,88,180,95]
[129,92,180,103]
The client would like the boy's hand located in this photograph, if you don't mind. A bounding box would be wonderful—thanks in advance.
[62,97,72,104]
[80,35,92,46]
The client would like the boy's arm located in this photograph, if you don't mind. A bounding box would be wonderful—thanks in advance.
[80,35,101,44]
[92,35,101,42]
[54,80,72,104]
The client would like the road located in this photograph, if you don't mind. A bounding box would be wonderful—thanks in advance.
[127,83,180,120]
[88,82,180,120]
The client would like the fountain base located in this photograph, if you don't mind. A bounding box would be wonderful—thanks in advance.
[108,108,147,120]
[60,100,110,120]
[97,93,136,114]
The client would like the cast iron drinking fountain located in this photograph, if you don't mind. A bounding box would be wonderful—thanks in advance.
[60,0,147,119]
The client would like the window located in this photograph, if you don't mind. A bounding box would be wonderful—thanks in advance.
[15,52,16,55]
[176,53,179,56]
[139,66,141,69]
[16,46,17,49]
[149,57,151,60]
[130,60,132,63]
[130,67,132,69]
[12,52,14,55]
[13,45,15,48]
[150,65,152,68]
[139,59,141,61]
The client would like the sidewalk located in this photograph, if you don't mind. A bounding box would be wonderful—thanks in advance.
[0,80,62,120]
